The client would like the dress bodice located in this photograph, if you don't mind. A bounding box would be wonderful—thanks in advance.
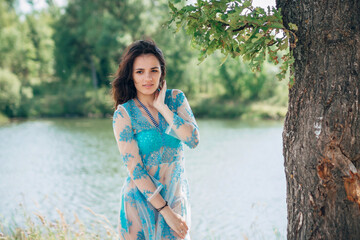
[135,129,181,156]
[119,89,183,166]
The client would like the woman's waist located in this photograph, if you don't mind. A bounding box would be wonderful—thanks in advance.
[141,149,184,166]
[123,162,188,186]
[122,174,190,199]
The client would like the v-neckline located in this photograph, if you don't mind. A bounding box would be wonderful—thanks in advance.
[131,99,162,129]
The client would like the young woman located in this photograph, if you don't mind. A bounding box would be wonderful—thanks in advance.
[111,39,200,240]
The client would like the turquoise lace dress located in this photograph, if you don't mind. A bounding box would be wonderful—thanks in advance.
[112,89,200,240]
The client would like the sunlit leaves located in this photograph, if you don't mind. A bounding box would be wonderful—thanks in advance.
[168,0,297,88]
[288,23,298,31]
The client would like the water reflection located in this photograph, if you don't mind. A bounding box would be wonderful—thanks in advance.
[0,118,286,239]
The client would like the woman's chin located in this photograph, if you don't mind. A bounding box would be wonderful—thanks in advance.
[139,88,157,95]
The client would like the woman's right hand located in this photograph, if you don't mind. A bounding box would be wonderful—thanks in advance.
[160,206,189,239]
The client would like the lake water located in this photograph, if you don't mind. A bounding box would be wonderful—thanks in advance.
[0,118,287,239]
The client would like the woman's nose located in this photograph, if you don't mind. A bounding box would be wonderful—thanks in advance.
[145,72,152,81]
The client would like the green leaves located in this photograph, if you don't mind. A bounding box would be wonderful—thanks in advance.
[168,2,177,13]
[168,0,297,86]
[288,23,298,31]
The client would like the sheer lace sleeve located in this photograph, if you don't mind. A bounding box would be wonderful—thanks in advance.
[165,89,200,149]
[113,105,163,201]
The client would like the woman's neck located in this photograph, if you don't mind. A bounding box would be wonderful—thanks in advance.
[136,92,155,107]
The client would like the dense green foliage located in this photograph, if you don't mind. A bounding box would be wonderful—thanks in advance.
[0,0,288,122]
[168,0,297,85]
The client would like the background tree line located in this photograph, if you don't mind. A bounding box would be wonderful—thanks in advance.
[0,0,288,122]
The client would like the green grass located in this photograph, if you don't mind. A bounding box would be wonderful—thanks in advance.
[240,101,287,121]
[0,113,10,125]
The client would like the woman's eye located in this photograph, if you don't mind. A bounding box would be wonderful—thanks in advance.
[152,70,158,72]
[136,71,142,74]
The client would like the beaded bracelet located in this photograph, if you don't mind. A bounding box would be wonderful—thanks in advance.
[156,201,168,212]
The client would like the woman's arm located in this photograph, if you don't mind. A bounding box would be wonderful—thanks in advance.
[113,105,164,203]
[156,89,200,149]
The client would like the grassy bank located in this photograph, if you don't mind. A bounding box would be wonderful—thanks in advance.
[0,101,287,127]
[0,205,285,240]
[0,205,118,240]
[0,113,10,125]
[0,91,288,125]
[191,97,287,121]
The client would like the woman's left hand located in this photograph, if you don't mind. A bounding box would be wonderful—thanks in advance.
[153,80,167,110]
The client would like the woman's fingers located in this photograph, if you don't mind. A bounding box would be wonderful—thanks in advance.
[182,220,188,228]
[174,231,184,239]
[181,219,188,230]
[178,219,188,239]
[160,80,166,97]
[162,207,188,239]
[154,90,159,99]
[172,219,187,239]
[176,229,186,239]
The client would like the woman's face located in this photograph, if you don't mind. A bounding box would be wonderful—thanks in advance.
[132,54,162,97]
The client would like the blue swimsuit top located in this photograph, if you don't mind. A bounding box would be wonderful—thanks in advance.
[122,90,182,158]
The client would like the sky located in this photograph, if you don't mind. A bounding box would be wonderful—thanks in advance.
[18,0,67,13]
[19,0,276,14]
[252,0,276,9]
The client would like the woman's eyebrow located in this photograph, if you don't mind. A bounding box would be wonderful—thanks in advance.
[135,66,160,70]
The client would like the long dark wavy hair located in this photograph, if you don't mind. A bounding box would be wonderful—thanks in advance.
[110,39,166,108]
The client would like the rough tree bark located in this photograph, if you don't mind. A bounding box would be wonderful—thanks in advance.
[277,0,360,239]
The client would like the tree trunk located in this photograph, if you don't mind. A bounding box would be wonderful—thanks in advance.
[276,0,360,239]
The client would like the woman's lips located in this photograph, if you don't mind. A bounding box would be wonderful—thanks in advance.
[143,84,154,89]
